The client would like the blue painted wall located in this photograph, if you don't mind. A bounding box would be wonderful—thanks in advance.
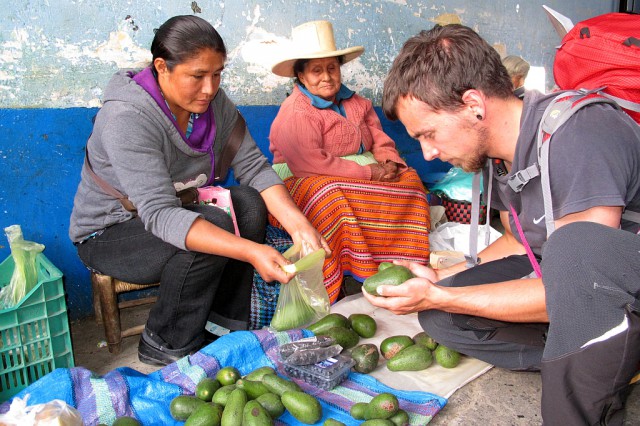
[0,1,619,319]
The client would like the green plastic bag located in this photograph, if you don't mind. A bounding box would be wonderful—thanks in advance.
[0,225,45,309]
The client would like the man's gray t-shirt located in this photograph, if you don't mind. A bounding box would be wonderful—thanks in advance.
[488,90,640,256]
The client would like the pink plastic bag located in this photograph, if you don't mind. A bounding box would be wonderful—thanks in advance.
[197,186,240,236]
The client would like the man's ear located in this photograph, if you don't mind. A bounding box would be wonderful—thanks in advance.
[461,89,486,120]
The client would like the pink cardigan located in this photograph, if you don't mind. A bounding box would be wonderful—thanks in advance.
[269,86,407,180]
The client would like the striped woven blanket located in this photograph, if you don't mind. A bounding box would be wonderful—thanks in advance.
[270,169,431,303]
[0,329,446,425]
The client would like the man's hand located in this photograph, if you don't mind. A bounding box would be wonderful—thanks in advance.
[362,261,440,314]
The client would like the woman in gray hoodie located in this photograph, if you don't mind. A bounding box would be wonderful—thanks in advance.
[69,15,329,366]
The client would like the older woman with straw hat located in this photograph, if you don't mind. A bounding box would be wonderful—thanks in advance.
[268,20,430,302]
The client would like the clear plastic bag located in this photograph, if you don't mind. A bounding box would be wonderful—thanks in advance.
[0,225,45,309]
[270,241,329,331]
[0,396,83,426]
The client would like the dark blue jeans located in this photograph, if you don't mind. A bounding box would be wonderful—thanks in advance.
[77,185,267,350]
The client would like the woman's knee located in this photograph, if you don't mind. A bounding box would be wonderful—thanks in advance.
[189,204,236,234]
[230,185,267,238]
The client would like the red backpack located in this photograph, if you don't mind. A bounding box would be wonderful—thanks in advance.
[553,12,640,124]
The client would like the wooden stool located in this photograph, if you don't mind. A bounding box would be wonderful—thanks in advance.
[91,272,159,354]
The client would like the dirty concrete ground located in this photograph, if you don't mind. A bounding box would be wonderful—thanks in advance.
[70,304,640,425]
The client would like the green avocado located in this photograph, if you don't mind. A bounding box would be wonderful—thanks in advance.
[169,395,206,421]
[307,313,350,335]
[281,390,323,424]
[363,265,414,296]
[324,419,347,426]
[377,262,394,271]
[387,344,433,372]
[434,344,462,368]
[211,384,236,406]
[413,331,438,351]
[364,392,399,420]
[255,392,285,418]
[350,401,369,420]
[184,403,224,426]
[349,313,377,338]
[322,325,360,350]
[262,373,302,396]
[242,400,272,426]
[360,420,395,425]
[219,388,247,426]
[388,408,410,426]
[244,366,276,381]
[380,335,414,360]
[235,378,270,400]
[351,343,380,374]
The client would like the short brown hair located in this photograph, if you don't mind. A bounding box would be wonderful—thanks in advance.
[382,24,513,120]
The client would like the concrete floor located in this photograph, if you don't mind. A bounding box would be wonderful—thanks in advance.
[70,304,640,425]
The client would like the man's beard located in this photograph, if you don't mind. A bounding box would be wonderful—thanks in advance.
[459,124,489,173]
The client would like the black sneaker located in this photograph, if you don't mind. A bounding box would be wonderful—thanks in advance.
[137,329,201,366]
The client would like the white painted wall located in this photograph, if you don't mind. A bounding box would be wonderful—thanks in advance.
[0,0,617,108]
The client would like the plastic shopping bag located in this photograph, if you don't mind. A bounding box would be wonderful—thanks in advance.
[0,396,83,426]
[0,225,45,309]
[430,167,482,202]
[270,242,329,331]
[197,186,240,236]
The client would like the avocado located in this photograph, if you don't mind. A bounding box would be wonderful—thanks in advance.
[184,402,223,426]
[262,373,302,396]
[360,420,395,425]
[220,388,247,426]
[434,344,462,368]
[242,400,272,425]
[195,377,221,402]
[112,417,141,426]
[255,392,285,418]
[363,265,414,296]
[322,325,360,350]
[169,395,206,421]
[349,313,377,338]
[388,408,410,426]
[377,262,394,271]
[365,392,399,420]
[380,335,414,360]
[211,384,236,406]
[351,343,380,374]
[244,366,276,381]
[281,390,323,424]
[413,331,438,351]
[307,313,350,335]
[350,402,368,420]
[324,419,347,426]
[235,378,271,400]
[387,344,433,372]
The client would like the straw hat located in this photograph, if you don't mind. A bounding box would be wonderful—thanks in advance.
[271,20,364,78]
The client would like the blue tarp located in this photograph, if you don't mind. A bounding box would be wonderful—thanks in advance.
[0,329,447,425]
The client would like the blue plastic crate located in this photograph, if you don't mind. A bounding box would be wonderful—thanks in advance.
[0,253,75,401]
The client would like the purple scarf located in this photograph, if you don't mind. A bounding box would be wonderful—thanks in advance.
[132,67,217,184]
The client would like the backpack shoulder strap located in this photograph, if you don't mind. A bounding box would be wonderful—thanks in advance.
[214,111,246,182]
[537,88,619,237]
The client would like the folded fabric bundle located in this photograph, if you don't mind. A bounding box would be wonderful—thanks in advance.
[0,329,446,425]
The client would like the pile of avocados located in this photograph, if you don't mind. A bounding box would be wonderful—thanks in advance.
[169,365,322,425]
[154,260,462,426]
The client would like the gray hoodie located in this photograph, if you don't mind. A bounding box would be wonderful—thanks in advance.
[69,70,282,249]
